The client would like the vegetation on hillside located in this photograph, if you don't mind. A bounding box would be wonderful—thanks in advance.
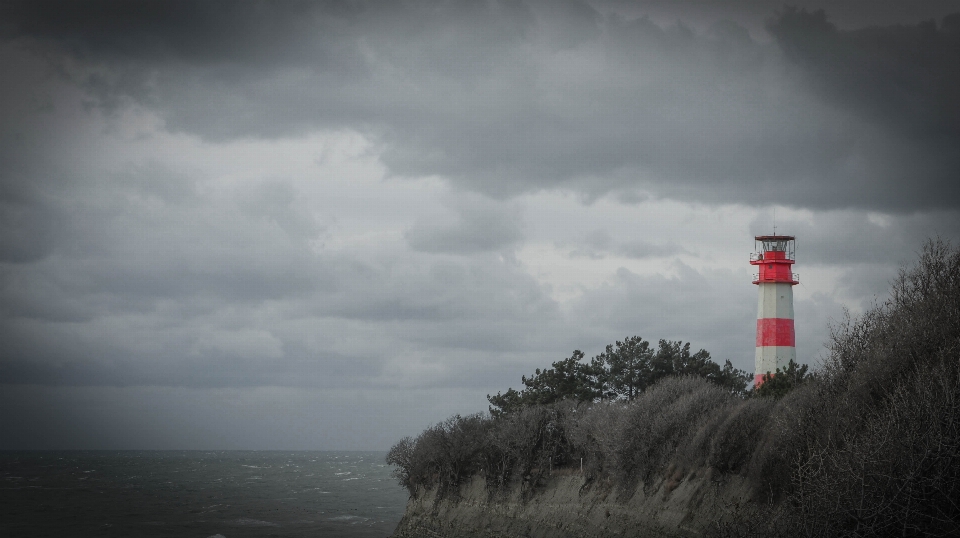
[486,337,752,417]
[387,239,960,537]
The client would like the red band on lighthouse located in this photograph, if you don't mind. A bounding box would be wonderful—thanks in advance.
[756,318,795,347]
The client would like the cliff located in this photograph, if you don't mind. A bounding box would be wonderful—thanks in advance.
[392,467,756,538]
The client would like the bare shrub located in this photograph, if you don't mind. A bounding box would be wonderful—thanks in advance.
[704,398,774,474]
[387,413,489,500]
[675,396,747,472]
[564,400,629,483]
[484,402,574,495]
[484,406,541,491]
[819,240,960,434]
[708,500,817,538]
[794,364,960,537]
[744,380,825,502]
[386,436,417,495]
[436,413,489,498]
[614,376,735,491]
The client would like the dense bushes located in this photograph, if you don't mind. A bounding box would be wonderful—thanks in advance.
[610,377,733,490]
[390,376,765,499]
[386,413,489,499]
[754,359,810,399]
[779,239,960,536]
[388,239,960,536]
[483,403,573,494]
[386,405,577,499]
[790,370,960,537]
[564,376,744,489]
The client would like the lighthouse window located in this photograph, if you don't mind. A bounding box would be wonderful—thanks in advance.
[768,264,773,269]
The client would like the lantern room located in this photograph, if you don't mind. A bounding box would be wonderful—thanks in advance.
[750,235,799,285]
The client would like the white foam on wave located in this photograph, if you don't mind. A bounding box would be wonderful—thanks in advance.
[233,517,280,527]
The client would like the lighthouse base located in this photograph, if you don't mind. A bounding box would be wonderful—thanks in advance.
[754,373,773,387]
[755,345,795,387]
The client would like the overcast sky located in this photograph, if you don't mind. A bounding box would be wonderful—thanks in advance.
[1,0,958,450]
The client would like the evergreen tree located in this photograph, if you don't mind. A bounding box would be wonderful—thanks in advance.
[487,350,600,416]
[488,336,752,416]
[755,358,809,398]
[594,336,654,401]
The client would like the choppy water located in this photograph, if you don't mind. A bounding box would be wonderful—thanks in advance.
[0,451,408,538]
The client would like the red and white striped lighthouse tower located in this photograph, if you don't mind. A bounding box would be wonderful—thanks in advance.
[750,235,799,387]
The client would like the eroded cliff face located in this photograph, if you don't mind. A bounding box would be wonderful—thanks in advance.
[392,468,756,538]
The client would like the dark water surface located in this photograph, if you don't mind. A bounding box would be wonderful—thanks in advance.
[1,451,408,538]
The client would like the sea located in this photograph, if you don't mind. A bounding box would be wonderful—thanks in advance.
[0,451,409,538]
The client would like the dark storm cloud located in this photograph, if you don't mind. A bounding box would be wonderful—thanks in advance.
[4,1,958,211]
[0,195,56,263]
[766,8,960,201]
[769,8,960,139]
[0,0,356,66]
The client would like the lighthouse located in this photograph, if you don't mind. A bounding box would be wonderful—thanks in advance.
[750,235,799,387]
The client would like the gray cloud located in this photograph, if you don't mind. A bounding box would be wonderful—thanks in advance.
[570,262,759,369]
[769,8,960,140]
[563,229,613,259]
[0,237,564,389]
[618,240,691,259]
[748,208,960,267]
[2,1,957,211]
[0,197,56,263]
[0,153,561,390]
[405,193,524,253]
[1,0,957,449]
[561,229,690,259]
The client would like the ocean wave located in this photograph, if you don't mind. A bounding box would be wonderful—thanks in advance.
[233,517,279,527]
[328,515,368,522]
